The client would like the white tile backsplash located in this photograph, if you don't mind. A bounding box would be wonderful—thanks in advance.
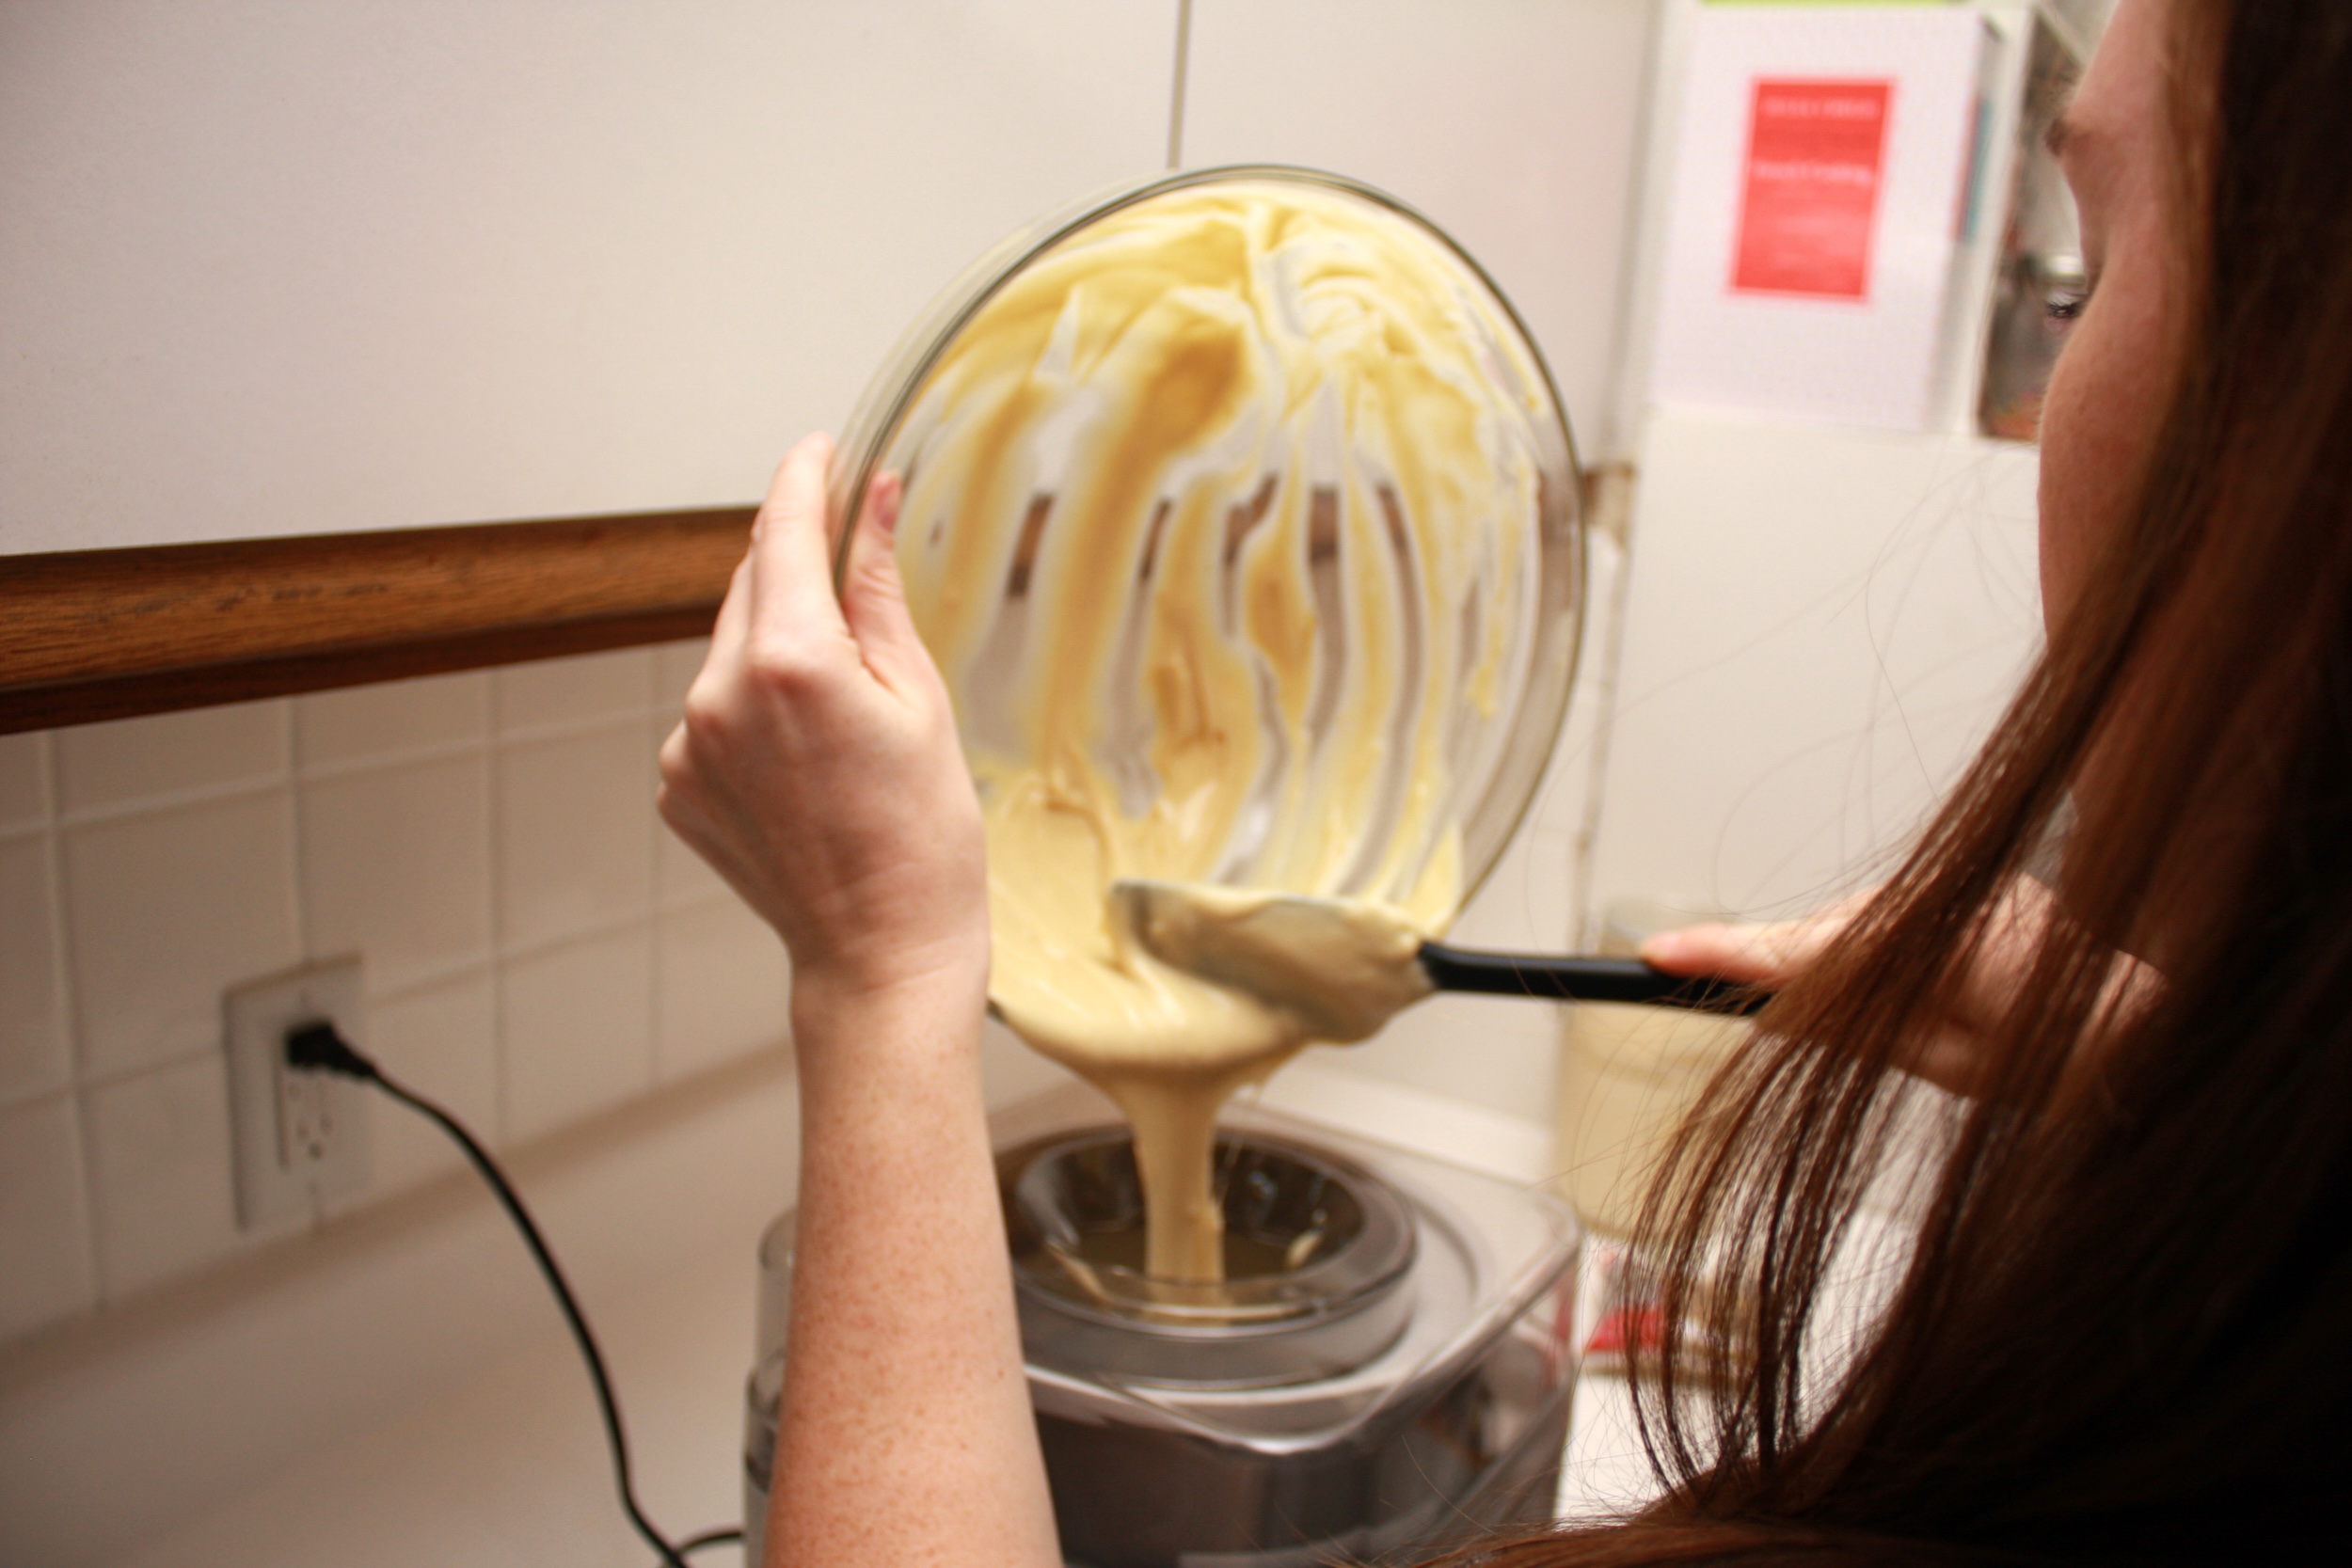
[1,644,762,1339]
[501,924,656,1142]
[85,1054,275,1297]
[54,700,290,816]
[64,790,303,1080]
[0,834,70,1105]
[342,972,500,1203]
[296,672,489,771]
[656,896,789,1083]
[653,639,710,714]
[655,752,731,910]
[300,755,492,996]
[494,648,655,734]
[0,1094,96,1341]
[495,726,657,952]
[0,733,47,830]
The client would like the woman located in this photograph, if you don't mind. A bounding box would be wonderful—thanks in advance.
[659,0,2352,1560]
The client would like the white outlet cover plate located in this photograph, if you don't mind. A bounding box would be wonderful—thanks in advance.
[225,957,372,1228]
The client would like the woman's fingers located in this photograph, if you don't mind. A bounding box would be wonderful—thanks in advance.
[1640,920,1812,985]
[1632,883,2049,1099]
[1639,889,1875,986]
[671,550,755,808]
[698,551,755,681]
[653,431,988,1002]
[744,432,852,659]
[840,472,937,701]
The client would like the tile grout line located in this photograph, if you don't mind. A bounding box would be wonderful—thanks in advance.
[294,733,492,785]
[628,664,662,1103]
[366,953,496,1012]
[487,675,512,1149]
[646,736,670,1089]
[641,649,668,1092]
[490,707,660,751]
[66,1048,246,1106]
[44,728,112,1313]
[0,1078,80,1118]
[52,770,293,832]
[284,701,310,973]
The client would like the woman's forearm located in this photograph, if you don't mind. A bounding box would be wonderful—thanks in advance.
[766,971,1059,1568]
[655,437,1052,1564]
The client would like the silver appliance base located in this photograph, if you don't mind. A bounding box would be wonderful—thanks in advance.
[746,1084,1581,1568]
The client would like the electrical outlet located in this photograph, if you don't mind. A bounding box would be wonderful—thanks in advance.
[226,958,373,1228]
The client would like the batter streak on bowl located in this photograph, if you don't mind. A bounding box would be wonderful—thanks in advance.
[855,175,1568,1282]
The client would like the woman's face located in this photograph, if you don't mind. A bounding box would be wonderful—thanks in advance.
[2037,0,2192,638]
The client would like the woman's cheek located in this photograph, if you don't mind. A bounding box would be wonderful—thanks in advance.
[2036,326,2106,638]
[2036,277,2181,637]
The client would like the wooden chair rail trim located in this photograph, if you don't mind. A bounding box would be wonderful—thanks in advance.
[0,506,756,735]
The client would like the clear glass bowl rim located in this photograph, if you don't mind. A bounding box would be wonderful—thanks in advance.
[824,161,1588,922]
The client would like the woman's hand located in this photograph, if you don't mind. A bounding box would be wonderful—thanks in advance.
[1638,880,2064,1096]
[658,433,987,1010]
[660,436,1058,1568]
[1636,889,1880,991]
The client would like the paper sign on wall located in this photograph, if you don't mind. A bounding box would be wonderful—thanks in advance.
[1647,7,1992,434]
[1732,79,1894,301]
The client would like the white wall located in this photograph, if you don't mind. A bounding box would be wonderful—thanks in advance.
[1588,408,2043,927]
[1184,0,1655,459]
[1582,0,2074,927]
[0,0,1176,554]
[0,0,1655,556]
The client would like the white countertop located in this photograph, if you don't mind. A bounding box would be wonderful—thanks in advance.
[94,1064,1668,1568]
[101,1231,758,1568]
[100,1232,1658,1568]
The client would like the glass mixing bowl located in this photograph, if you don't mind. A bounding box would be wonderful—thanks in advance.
[829,164,1582,930]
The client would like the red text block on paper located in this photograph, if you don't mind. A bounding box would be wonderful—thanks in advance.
[1732,78,1894,300]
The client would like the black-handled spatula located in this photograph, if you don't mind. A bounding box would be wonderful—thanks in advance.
[1412,945,1766,1012]
[1108,879,1769,1042]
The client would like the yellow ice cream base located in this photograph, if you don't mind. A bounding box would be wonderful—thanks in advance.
[888,181,1546,1278]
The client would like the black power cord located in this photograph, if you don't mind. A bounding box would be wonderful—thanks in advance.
[286,1022,747,1567]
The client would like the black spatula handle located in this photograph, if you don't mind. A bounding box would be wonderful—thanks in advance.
[1417,944,1770,1015]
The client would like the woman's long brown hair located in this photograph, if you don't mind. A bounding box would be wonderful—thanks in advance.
[1443,2,2352,1561]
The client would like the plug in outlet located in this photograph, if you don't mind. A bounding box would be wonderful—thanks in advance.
[226,958,372,1229]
